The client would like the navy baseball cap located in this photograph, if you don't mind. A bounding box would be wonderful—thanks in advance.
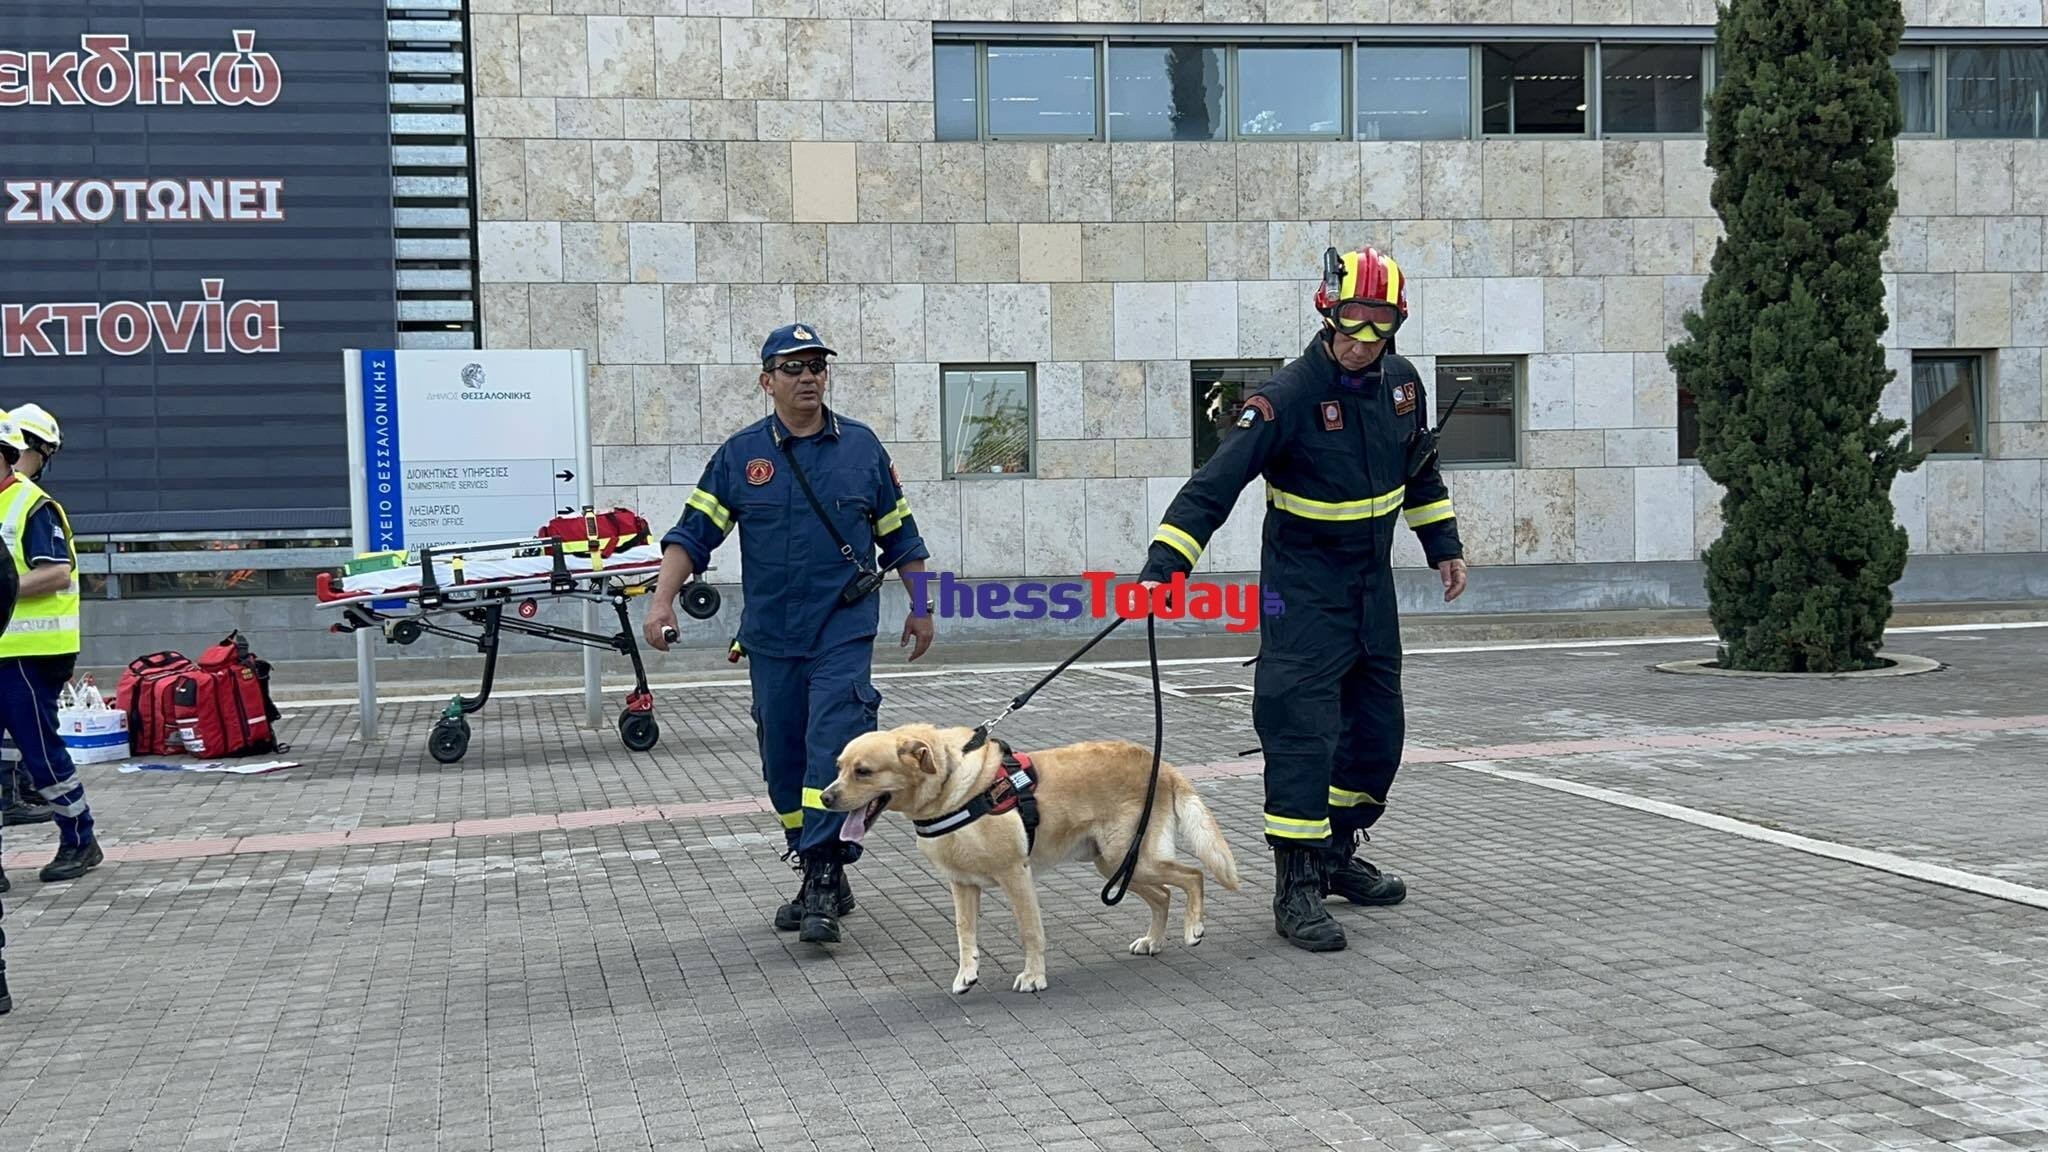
[760,322,835,364]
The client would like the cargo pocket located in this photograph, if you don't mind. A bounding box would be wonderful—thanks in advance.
[852,680,881,728]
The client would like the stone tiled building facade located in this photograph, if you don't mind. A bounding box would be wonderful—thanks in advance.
[468,3,2048,623]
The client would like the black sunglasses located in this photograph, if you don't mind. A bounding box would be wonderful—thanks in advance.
[769,357,829,377]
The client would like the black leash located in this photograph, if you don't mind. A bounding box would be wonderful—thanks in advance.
[1100,613,1163,907]
[958,609,1166,907]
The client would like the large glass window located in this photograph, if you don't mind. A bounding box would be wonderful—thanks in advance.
[1191,361,1283,469]
[1944,47,2048,139]
[986,43,1098,138]
[935,42,979,141]
[1355,46,1471,140]
[943,366,1036,477]
[1892,48,1936,134]
[1108,44,1225,141]
[1911,353,1985,456]
[1482,43,1586,135]
[1601,44,1705,134]
[1433,360,1518,466]
[1237,46,1344,137]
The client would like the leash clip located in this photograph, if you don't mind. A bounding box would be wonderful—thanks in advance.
[960,702,1017,753]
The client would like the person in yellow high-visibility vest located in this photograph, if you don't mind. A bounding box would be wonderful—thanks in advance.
[0,406,100,890]
[0,496,16,1013]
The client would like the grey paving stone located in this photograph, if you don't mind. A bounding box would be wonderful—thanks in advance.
[3,630,2048,1151]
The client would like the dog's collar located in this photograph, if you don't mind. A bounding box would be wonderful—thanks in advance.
[914,739,1040,851]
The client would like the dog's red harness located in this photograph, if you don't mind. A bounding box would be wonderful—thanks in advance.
[912,739,1040,852]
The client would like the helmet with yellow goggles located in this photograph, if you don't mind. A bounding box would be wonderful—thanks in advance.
[1315,246,1408,340]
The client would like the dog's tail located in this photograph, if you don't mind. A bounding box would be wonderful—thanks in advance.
[1172,780,1241,890]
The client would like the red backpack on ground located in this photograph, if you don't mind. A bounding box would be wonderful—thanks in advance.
[169,632,285,758]
[118,650,195,756]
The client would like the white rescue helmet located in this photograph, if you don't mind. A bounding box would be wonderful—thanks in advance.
[9,403,59,450]
[0,413,27,459]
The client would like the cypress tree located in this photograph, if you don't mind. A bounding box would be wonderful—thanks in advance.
[1668,0,1926,672]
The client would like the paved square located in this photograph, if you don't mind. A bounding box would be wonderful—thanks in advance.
[3,624,2046,1152]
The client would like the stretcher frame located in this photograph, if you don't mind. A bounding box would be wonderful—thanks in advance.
[315,533,719,763]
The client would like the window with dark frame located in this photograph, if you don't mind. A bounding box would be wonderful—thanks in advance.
[934,42,979,141]
[1892,47,1937,134]
[942,365,1037,477]
[986,43,1098,138]
[1911,353,1986,456]
[1107,44,1226,141]
[1600,44,1706,134]
[1236,46,1345,137]
[1944,46,2048,139]
[933,37,2048,142]
[1481,43,1587,136]
[1354,45,1471,140]
[1432,359,1518,466]
[1191,361,1283,470]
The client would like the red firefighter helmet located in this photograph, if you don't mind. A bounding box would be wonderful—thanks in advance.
[1314,246,1408,340]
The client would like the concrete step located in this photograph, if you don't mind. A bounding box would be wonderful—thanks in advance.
[235,600,2048,704]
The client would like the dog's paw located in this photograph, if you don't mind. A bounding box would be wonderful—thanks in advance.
[1185,921,1205,947]
[1129,935,1164,956]
[1012,971,1048,993]
[951,967,979,994]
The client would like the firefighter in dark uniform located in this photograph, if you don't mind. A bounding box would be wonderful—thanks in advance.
[1138,247,1468,952]
[643,322,934,947]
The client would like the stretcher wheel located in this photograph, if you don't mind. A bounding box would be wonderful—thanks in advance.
[392,620,423,645]
[618,709,659,752]
[429,719,470,764]
[681,582,721,620]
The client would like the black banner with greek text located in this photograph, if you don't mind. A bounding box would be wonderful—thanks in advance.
[0,0,397,533]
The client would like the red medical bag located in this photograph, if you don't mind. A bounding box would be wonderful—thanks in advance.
[166,632,285,758]
[536,507,651,558]
[118,650,195,756]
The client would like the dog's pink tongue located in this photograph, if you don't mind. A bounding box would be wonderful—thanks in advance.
[839,804,869,844]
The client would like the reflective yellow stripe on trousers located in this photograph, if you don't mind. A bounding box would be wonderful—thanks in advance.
[1263,813,1331,841]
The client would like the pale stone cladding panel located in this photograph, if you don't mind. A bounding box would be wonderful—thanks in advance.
[470,3,2048,597]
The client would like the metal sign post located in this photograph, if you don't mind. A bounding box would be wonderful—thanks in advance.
[341,348,595,741]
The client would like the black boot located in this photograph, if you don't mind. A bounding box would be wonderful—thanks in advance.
[1272,843,1346,952]
[1,802,53,826]
[1323,830,1407,906]
[39,840,102,883]
[1,767,53,827]
[775,858,854,931]
[797,851,849,945]
[0,965,11,1015]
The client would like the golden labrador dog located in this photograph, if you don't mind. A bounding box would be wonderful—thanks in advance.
[820,723,1240,994]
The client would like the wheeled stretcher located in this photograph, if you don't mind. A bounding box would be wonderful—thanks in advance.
[314,530,721,763]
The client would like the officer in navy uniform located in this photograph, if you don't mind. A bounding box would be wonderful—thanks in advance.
[644,323,934,945]
[1137,247,1468,953]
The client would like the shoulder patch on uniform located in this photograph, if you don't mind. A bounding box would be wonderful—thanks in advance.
[746,458,775,485]
[1243,395,1275,423]
[1393,381,1417,416]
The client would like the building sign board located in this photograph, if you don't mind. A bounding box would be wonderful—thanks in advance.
[0,1,398,533]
